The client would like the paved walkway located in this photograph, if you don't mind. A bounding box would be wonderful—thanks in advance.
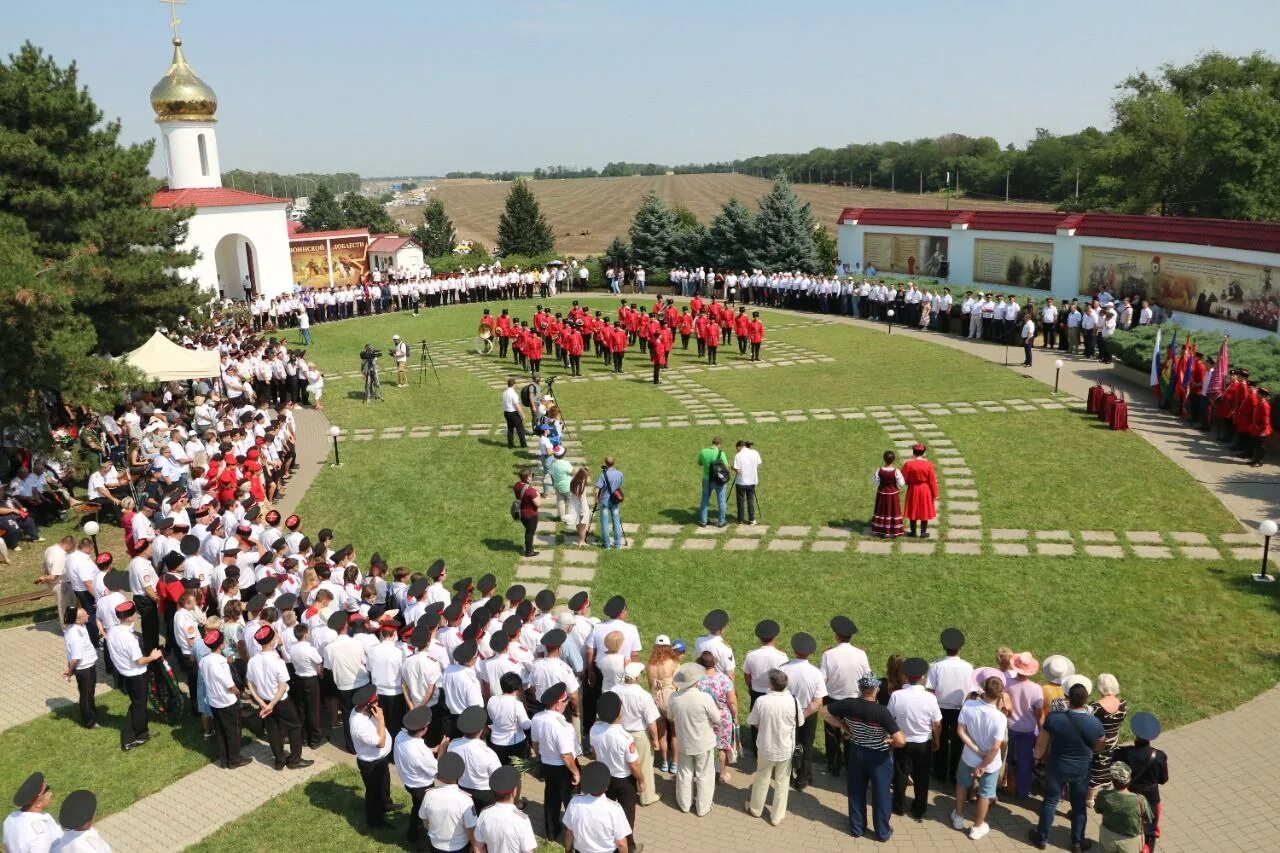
[0,619,109,734]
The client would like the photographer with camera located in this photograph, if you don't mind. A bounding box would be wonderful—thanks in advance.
[360,344,383,403]
[391,335,409,387]
[595,456,625,549]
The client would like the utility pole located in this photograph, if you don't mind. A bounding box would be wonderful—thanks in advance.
[1075,168,1081,199]
[1006,171,1010,202]
[868,170,873,188]
[919,171,923,195]
[891,169,895,192]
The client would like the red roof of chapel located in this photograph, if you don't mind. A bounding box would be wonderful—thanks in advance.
[151,187,288,209]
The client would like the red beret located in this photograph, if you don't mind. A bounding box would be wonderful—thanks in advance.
[253,624,275,644]
[95,553,113,568]
[114,601,137,619]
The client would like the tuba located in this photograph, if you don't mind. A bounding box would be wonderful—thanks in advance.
[477,322,493,340]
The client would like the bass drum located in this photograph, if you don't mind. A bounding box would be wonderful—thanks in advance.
[473,335,494,355]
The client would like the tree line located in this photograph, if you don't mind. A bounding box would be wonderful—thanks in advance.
[223,170,362,200]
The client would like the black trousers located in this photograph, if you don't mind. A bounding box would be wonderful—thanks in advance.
[264,698,304,765]
[358,752,392,827]
[135,596,160,654]
[612,352,623,373]
[504,410,527,448]
[74,666,97,728]
[823,696,844,773]
[893,741,932,817]
[75,590,100,649]
[179,653,198,715]
[293,675,323,746]
[461,785,496,811]
[490,738,530,765]
[735,484,757,523]
[794,713,817,787]
[582,665,602,742]
[1041,322,1056,349]
[750,342,761,361]
[606,775,638,849]
[738,336,748,354]
[652,364,662,384]
[681,333,690,349]
[748,689,764,753]
[542,762,573,839]
[707,345,718,365]
[521,515,538,554]
[119,671,149,748]
[569,354,581,375]
[405,784,428,845]
[212,701,243,763]
[379,693,406,741]
[934,708,962,783]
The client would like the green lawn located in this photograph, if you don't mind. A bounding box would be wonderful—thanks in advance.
[186,765,565,853]
[0,689,211,821]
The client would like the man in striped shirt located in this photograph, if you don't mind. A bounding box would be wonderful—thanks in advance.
[822,671,905,842]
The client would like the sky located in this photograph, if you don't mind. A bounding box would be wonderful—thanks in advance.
[7,0,1279,178]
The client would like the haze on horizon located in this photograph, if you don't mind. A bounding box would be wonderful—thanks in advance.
[7,0,1278,178]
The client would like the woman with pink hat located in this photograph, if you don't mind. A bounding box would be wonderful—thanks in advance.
[1005,652,1044,799]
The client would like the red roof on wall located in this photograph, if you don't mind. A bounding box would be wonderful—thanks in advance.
[837,208,1280,253]
[151,187,288,209]
[287,228,370,241]
[368,235,417,253]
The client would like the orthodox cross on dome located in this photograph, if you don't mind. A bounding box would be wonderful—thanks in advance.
[160,0,186,41]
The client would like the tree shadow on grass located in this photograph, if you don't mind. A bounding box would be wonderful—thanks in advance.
[482,538,524,554]
[659,507,700,525]
[302,777,408,847]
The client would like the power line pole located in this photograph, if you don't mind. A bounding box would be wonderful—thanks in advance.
[891,170,895,193]
[1075,168,1081,199]
[919,171,923,195]
[1006,171,1010,202]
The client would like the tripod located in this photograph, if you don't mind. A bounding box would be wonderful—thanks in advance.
[418,339,441,387]
[363,362,383,402]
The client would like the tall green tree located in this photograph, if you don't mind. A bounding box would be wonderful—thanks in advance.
[340,192,396,233]
[1082,52,1280,219]
[628,190,678,269]
[749,175,819,273]
[704,198,756,271]
[300,183,345,231]
[0,42,199,356]
[812,224,838,275]
[411,198,457,257]
[602,236,630,271]
[497,179,554,256]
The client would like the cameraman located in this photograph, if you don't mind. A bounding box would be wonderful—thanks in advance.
[360,344,383,402]
[391,335,409,387]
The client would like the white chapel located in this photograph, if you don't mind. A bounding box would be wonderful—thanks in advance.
[148,24,292,299]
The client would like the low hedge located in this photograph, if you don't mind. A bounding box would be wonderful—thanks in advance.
[1109,324,1280,388]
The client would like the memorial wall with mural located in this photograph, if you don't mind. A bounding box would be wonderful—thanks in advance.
[973,238,1053,290]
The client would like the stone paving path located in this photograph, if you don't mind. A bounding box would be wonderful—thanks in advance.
[0,619,109,734]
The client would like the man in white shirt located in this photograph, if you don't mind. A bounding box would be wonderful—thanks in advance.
[349,685,395,828]
[2,773,59,853]
[473,765,537,853]
[611,662,660,806]
[927,627,974,785]
[367,619,406,736]
[887,657,942,819]
[1021,312,1037,367]
[820,615,869,777]
[563,763,631,853]
[952,674,1008,841]
[324,615,370,753]
[245,625,310,770]
[394,705,437,849]
[200,629,248,768]
[693,609,735,678]
[731,440,762,525]
[106,601,163,750]
[746,667,798,826]
[589,692,643,850]
[530,683,580,840]
[289,623,325,748]
[782,632,829,790]
[449,706,503,810]
[1040,298,1059,349]
[742,619,788,756]
[38,535,75,626]
[419,752,477,852]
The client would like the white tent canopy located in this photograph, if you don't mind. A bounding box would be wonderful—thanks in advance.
[118,331,220,382]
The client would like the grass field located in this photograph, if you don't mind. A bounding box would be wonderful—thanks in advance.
[390,173,1054,256]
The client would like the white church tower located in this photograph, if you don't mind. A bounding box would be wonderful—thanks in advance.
[147,6,293,300]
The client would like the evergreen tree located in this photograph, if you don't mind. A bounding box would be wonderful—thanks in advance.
[672,221,708,267]
[300,183,345,231]
[812,224,839,275]
[627,190,678,269]
[411,198,457,257]
[749,174,819,273]
[704,198,756,271]
[340,192,396,233]
[603,236,630,272]
[497,179,554,257]
[0,43,199,356]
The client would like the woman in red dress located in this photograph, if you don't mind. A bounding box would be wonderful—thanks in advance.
[871,450,905,538]
[901,443,939,538]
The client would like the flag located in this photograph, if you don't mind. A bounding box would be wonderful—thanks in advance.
[1179,341,1197,417]
[1161,330,1178,404]
[1149,327,1163,399]
[1207,336,1229,399]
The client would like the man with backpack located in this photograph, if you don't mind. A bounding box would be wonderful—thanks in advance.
[697,437,731,528]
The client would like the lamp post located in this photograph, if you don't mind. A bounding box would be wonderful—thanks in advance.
[887,308,895,335]
[1253,519,1277,583]
[83,520,100,556]
[329,425,342,467]
[1054,359,1065,395]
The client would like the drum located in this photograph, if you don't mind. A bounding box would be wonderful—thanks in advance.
[473,335,493,355]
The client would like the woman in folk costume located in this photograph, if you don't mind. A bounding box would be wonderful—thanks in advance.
[901,443,939,538]
[871,450,905,538]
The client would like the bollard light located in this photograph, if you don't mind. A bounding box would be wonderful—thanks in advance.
[1054,359,1065,395]
[83,520,100,556]
[1254,519,1278,583]
[329,425,342,467]
[887,308,895,335]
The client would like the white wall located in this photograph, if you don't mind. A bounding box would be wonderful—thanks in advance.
[181,204,293,299]
[161,120,221,189]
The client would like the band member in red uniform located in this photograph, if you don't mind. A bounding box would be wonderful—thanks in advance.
[480,309,497,335]
[611,322,627,373]
[564,323,584,376]
[1249,387,1272,467]
[525,330,544,376]
[901,444,939,538]
[650,325,669,385]
[702,313,721,365]
[718,303,733,346]
[871,451,905,538]
[496,310,515,359]
[693,311,709,358]
[1217,369,1245,442]
[1233,381,1258,455]
[678,307,694,349]
[734,308,750,355]
[747,312,765,361]
[691,293,704,315]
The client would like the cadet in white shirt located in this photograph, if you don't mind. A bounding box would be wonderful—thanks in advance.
[442,641,484,738]
[349,684,395,829]
[420,752,477,853]
[472,765,537,853]
[393,705,437,849]
[52,788,110,853]
[693,609,735,677]
[289,623,325,748]
[563,763,631,853]
[927,628,974,784]
[199,629,247,768]
[62,603,99,729]
[323,613,370,753]
[588,692,642,851]
[486,671,532,764]
[530,683,580,841]
[449,706,503,810]
[610,662,661,806]
[245,625,309,770]
[746,668,798,826]
[367,619,407,736]
[742,619,788,755]
[4,772,59,853]
[106,601,162,751]
[779,633,828,790]
[887,657,942,819]
[821,615,869,775]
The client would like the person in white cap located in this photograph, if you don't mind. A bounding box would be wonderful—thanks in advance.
[392,335,409,387]
[610,661,661,806]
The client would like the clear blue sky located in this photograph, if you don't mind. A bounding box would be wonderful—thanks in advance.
[7,0,1278,177]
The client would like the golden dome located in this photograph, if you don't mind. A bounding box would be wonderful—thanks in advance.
[150,38,217,122]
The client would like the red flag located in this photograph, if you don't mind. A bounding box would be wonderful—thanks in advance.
[1207,336,1229,399]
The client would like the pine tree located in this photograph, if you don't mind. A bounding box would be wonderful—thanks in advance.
[301,183,345,232]
[497,179,554,257]
[749,174,820,273]
[411,198,457,258]
[603,236,631,271]
[812,224,839,274]
[704,198,756,271]
[0,43,200,356]
[628,190,678,269]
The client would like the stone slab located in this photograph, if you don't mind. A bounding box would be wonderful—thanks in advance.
[948,501,981,512]
[516,564,550,579]
[1036,543,1076,557]
[1085,545,1125,559]
[990,528,1028,540]
[1221,532,1259,545]
[649,524,683,535]
[680,538,717,550]
[809,539,847,553]
[767,539,804,551]
[993,543,1030,556]
[1230,546,1264,561]
[815,526,851,539]
[725,538,760,551]
[1034,530,1073,541]
[641,537,674,550]
[948,489,979,499]
[1171,532,1210,545]
[949,515,983,528]
[899,541,936,555]
[732,525,766,536]
[856,540,894,554]
[945,542,982,555]
[562,550,598,565]
[1180,546,1222,560]
[1125,531,1165,544]
[1132,545,1173,559]
[1081,530,1118,542]
[556,585,590,601]
[947,527,982,541]
[776,525,812,537]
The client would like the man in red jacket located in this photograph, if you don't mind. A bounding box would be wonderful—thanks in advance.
[564,323,584,376]
[525,330,543,376]
[678,307,694,349]
[1249,387,1272,467]
[693,311,709,358]
[650,325,669,385]
[702,313,721,365]
[734,307,751,355]
[1234,381,1259,455]
[901,444,939,538]
[611,322,627,374]
[748,312,765,361]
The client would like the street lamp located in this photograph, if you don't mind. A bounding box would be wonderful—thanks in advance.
[1054,359,1065,395]
[329,425,342,467]
[887,308,895,335]
[1254,519,1277,583]
[83,520,100,556]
